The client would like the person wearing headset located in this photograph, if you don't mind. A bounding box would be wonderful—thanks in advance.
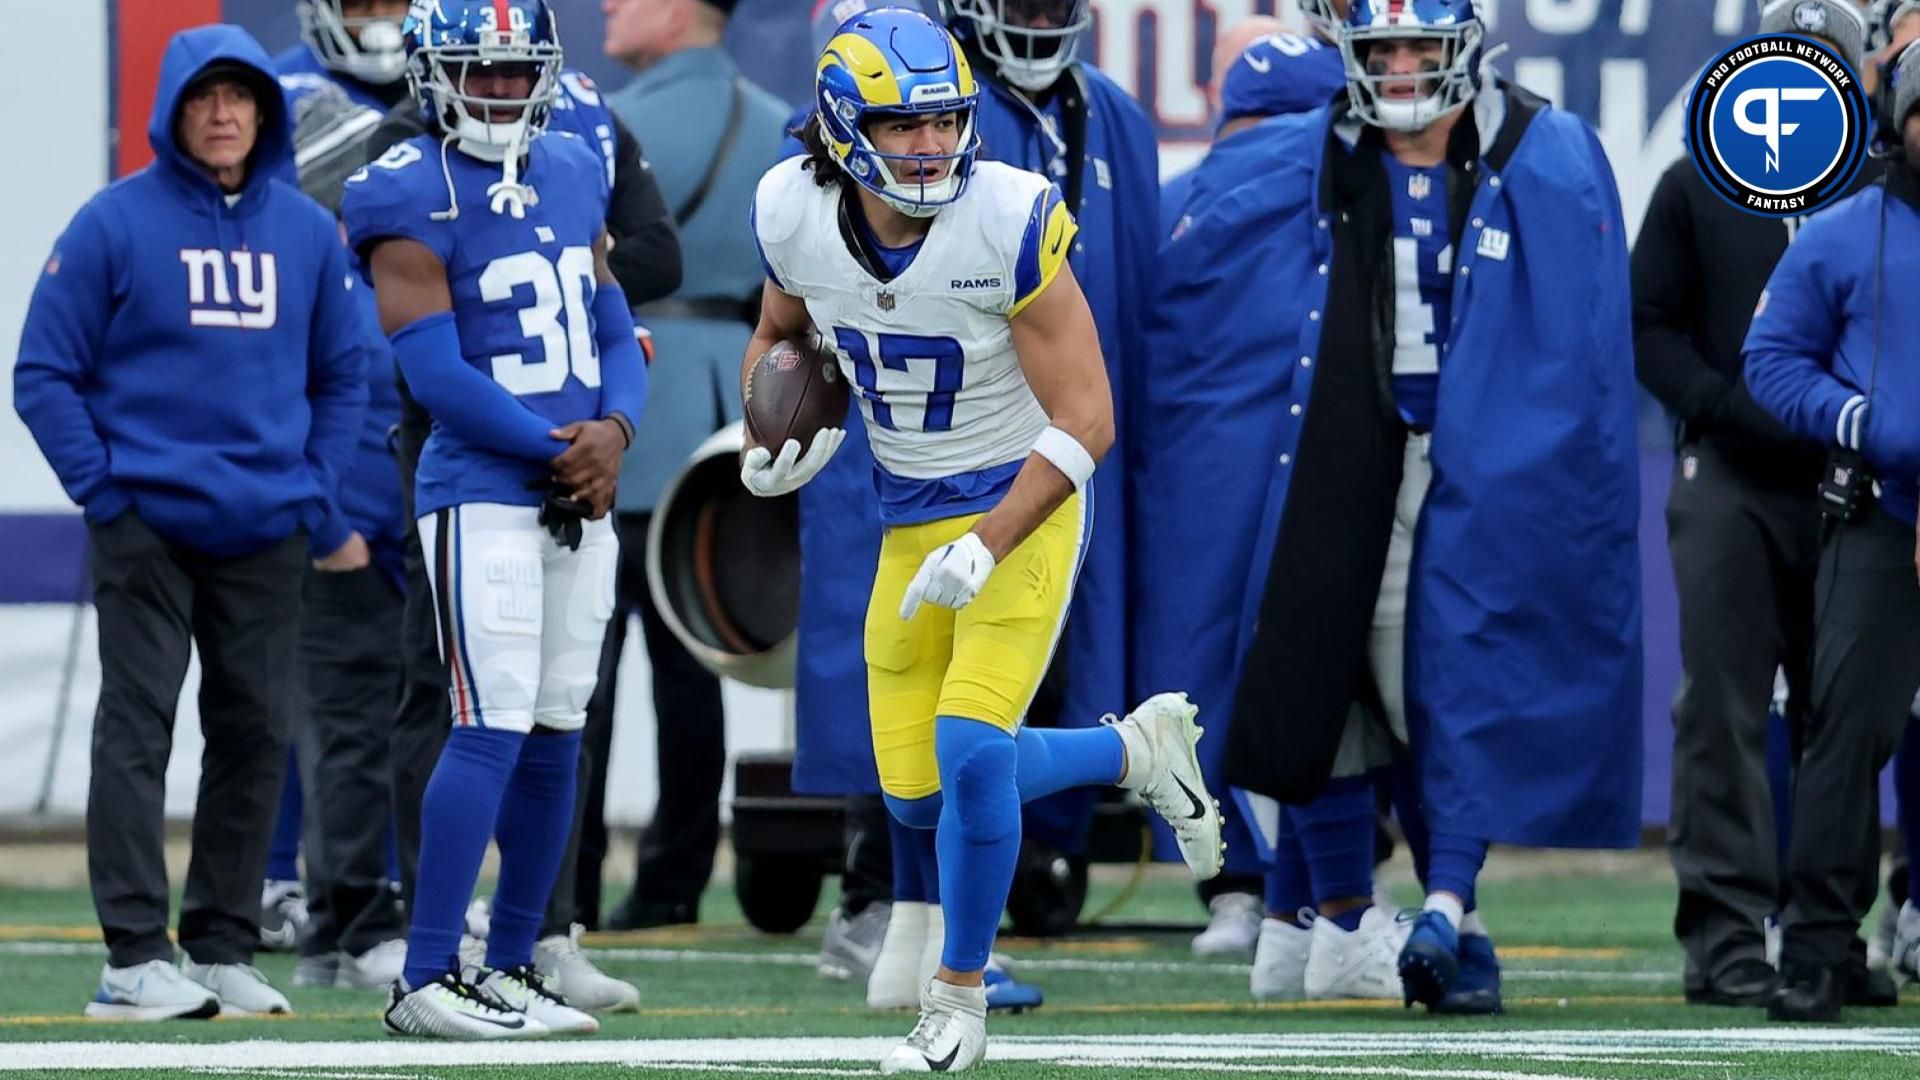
[1744,40,1920,1023]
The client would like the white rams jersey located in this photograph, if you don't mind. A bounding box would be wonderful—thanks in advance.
[752,157,1076,490]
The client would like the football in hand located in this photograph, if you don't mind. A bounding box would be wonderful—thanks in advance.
[743,336,850,454]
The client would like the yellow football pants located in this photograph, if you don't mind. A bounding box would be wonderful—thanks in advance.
[865,493,1089,801]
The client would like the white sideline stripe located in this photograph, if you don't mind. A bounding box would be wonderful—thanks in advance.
[0,941,1673,983]
[1055,1063,1603,1080]
[5,1030,1920,1071]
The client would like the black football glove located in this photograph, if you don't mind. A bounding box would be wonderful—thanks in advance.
[529,479,591,551]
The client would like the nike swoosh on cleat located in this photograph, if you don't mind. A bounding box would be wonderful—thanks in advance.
[925,1043,962,1071]
[1172,774,1209,820]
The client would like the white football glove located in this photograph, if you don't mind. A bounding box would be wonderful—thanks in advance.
[899,532,997,619]
[740,429,846,497]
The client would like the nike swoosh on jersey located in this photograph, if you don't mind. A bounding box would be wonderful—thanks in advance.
[1245,52,1272,73]
[1172,775,1209,820]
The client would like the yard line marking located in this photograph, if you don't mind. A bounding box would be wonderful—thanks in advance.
[3,1030,1920,1071]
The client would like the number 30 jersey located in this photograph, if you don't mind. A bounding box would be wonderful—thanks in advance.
[342,131,611,516]
[752,157,1076,525]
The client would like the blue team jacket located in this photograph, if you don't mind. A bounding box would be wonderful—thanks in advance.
[1745,179,1920,525]
[15,24,370,558]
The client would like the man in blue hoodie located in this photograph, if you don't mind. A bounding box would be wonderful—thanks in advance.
[14,25,370,1020]
[1745,41,1920,1023]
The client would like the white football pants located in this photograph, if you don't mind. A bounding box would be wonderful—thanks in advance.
[418,502,617,734]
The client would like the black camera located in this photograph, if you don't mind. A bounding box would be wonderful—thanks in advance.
[1819,447,1876,524]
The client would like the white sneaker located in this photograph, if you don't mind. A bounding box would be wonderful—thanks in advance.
[340,939,409,990]
[465,897,491,941]
[84,960,220,1021]
[1895,902,1920,982]
[292,953,341,989]
[1193,892,1264,957]
[869,902,929,1009]
[1251,916,1312,1002]
[880,979,989,1074]
[180,958,292,1016]
[819,901,892,982]
[536,925,640,1013]
[259,880,307,953]
[477,966,599,1035]
[458,933,487,970]
[1111,692,1224,880]
[1303,906,1410,1000]
[917,905,947,986]
[384,970,548,1039]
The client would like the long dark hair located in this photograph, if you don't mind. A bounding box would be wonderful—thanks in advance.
[793,112,847,190]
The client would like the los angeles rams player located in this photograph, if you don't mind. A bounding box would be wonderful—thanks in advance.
[745,10,1222,1072]
[341,0,647,1039]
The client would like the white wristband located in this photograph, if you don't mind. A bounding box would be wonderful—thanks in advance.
[1032,425,1096,490]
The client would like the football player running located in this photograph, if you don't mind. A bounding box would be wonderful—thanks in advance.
[743,9,1223,1073]
[341,0,647,1039]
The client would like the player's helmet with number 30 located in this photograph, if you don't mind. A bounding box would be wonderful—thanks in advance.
[816,7,982,218]
[404,0,564,158]
[1339,0,1485,132]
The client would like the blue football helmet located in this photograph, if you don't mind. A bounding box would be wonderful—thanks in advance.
[940,0,1089,92]
[1339,0,1486,132]
[300,0,407,85]
[816,7,981,218]
[404,0,564,159]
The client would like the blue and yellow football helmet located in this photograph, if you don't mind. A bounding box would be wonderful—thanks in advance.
[815,7,981,218]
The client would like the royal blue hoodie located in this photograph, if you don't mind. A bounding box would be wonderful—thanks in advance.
[15,25,370,559]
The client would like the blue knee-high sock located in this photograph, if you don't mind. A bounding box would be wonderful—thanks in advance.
[1013,725,1124,802]
[1266,814,1312,918]
[404,727,523,989]
[486,730,582,971]
[914,822,942,899]
[1897,716,1920,903]
[1426,832,1490,911]
[1291,776,1376,929]
[1767,706,1796,876]
[268,746,303,881]
[935,717,1020,973]
[1385,756,1431,893]
[888,815,929,904]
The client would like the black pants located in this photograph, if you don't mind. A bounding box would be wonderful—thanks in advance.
[839,794,894,917]
[1779,504,1920,975]
[87,515,305,968]
[561,510,726,927]
[1666,442,1820,984]
[390,420,449,913]
[295,565,406,958]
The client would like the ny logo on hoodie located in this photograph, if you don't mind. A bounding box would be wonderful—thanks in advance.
[179,249,278,330]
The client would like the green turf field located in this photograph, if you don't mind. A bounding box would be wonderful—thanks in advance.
[2,851,1917,1079]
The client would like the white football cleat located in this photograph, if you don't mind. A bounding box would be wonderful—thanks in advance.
[1111,692,1224,879]
[880,978,989,1074]
[180,958,292,1016]
[1895,902,1920,982]
[465,897,492,941]
[259,879,307,953]
[1193,892,1264,957]
[1304,906,1410,1000]
[478,966,599,1035]
[340,939,408,990]
[383,970,548,1039]
[869,902,929,1009]
[819,901,892,982]
[1251,916,1312,1002]
[535,925,639,1013]
[84,960,220,1021]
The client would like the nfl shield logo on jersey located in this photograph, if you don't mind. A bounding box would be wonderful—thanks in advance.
[876,289,896,312]
[1407,173,1431,200]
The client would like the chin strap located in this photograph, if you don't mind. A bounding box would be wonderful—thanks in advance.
[488,147,537,219]
[429,134,461,222]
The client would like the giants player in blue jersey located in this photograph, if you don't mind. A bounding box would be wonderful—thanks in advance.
[342,0,647,1039]
[279,0,412,112]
